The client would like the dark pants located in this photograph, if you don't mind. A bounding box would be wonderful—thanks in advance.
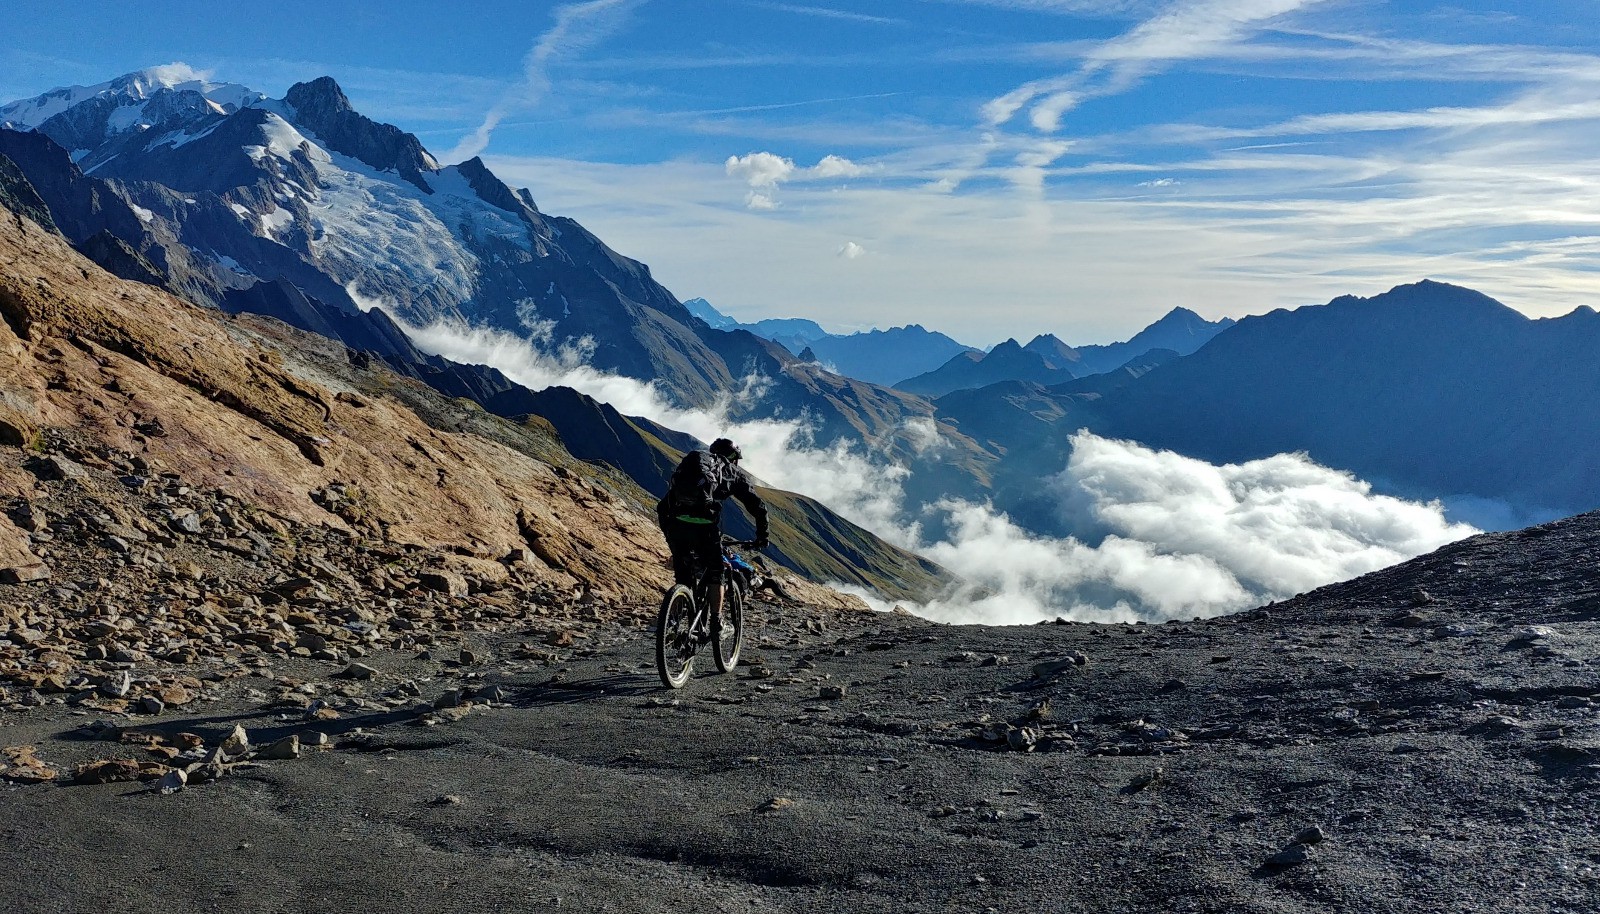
[660,515,722,588]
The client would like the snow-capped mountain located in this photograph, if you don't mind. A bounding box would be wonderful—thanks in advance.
[1,66,761,406]
[0,64,261,160]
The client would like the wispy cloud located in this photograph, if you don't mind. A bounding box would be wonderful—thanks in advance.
[754,2,906,25]
[446,0,640,163]
[985,0,1331,131]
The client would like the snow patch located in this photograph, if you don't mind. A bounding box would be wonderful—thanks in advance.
[156,118,225,151]
[260,206,294,234]
[106,102,151,134]
[129,205,154,223]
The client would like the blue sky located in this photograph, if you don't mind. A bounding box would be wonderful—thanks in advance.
[5,1,1600,345]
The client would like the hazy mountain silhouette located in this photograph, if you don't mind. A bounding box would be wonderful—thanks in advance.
[896,307,1232,397]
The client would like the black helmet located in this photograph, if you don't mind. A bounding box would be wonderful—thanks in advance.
[709,438,742,461]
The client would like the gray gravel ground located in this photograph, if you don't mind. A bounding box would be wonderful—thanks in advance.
[3,512,1599,913]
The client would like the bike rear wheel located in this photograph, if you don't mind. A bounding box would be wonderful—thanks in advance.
[712,579,744,673]
[655,584,696,689]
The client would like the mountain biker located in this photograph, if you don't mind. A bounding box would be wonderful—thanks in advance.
[657,437,769,624]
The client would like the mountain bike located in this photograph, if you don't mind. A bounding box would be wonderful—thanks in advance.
[655,537,753,689]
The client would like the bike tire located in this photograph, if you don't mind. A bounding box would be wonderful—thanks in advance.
[712,579,744,673]
[655,584,696,689]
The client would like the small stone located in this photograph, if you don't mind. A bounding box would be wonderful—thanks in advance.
[1006,726,1040,753]
[256,735,300,761]
[157,686,195,707]
[72,758,152,785]
[337,662,379,680]
[818,684,847,700]
[305,700,340,721]
[1,746,58,783]
[1293,825,1326,845]
[302,731,332,748]
[136,696,165,716]
[220,725,250,760]
[431,794,463,807]
[38,455,86,482]
[170,512,203,535]
[755,796,794,814]
[1265,843,1314,868]
[1126,768,1163,792]
[100,671,132,699]
[1031,654,1087,679]
[418,571,468,598]
[434,689,464,710]
[154,768,187,795]
[0,564,50,584]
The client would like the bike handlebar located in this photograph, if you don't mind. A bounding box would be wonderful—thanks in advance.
[721,537,761,548]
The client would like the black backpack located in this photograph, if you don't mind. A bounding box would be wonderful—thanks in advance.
[664,449,730,518]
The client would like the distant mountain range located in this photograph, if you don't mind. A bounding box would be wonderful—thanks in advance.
[683,297,975,386]
[896,308,1235,398]
[929,281,1600,529]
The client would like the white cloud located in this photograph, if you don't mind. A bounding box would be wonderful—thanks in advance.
[851,432,1476,625]
[726,151,797,188]
[725,151,873,208]
[813,153,869,178]
[837,241,866,258]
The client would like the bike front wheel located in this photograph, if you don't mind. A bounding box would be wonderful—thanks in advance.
[712,580,744,673]
[655,584,697,689]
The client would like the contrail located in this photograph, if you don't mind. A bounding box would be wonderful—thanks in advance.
[447,0,641,163]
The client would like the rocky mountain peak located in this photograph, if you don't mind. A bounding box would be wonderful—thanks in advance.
[283,77,438,190]
[455,155,540,221]
[284,76,353,118]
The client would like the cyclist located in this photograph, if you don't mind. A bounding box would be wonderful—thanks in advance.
[657,437,769,627]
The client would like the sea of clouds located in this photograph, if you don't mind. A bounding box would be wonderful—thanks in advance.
[394,316,1477,625]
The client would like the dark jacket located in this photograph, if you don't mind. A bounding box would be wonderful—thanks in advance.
[657,450,769,539]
